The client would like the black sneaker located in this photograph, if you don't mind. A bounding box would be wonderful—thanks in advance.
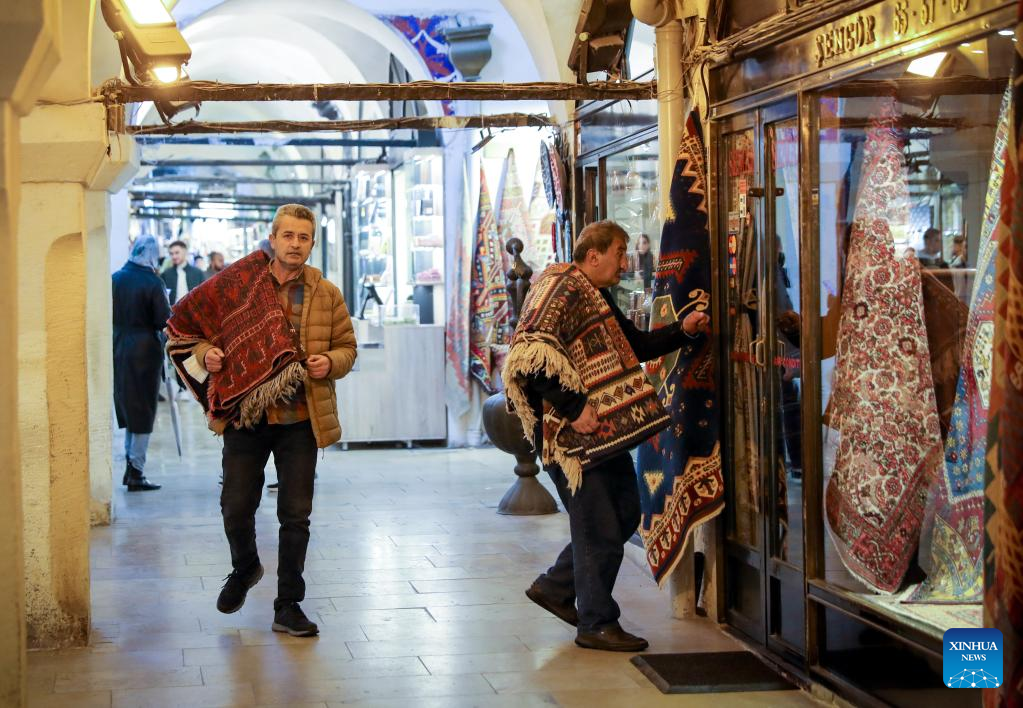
[272,602,319,637]
[216,563,263,614]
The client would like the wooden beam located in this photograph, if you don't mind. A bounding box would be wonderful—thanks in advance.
[141,159,360,167]
[103,79,657,104]
[128,114,554,135]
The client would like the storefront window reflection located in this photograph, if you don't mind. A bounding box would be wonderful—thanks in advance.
[816,32,1014,633]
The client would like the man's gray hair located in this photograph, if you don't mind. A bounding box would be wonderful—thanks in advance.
[271,204,316,235]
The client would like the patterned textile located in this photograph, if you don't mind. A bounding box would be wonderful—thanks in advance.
[266,266,309,425]
[910,87,1010,604]
[497,149,535,270]
[984,14,1023,705]
[503,263,671,493]
[528,157,557,272]
[824,105,945,595]
[920,271,970,441]
[166,250,305,431]
[468,167,510,393]
[381,16,458,115]
[635,113,724,586]
[445,163,474,417]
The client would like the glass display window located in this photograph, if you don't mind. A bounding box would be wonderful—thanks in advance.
[350,164,394,312]
[396,148,444,323]
[814,30,1015,635]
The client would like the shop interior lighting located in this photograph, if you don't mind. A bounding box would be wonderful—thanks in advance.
[999,29,1015,36]
[906,51,949,77]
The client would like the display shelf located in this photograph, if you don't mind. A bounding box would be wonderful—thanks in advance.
[395,148,445,324]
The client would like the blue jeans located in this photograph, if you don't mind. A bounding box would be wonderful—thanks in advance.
[124,431,151,471]
[536,452,641,632]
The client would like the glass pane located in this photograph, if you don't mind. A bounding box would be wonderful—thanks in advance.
[604,140,659,313]
[725,127,761,548]
[769,118,802,568]
[815,31,1014,634]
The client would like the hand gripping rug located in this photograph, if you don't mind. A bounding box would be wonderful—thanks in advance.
[984,14,1023,705]
[166,249,305,432]
[468,166,511,394]
[909,86,1011,603]
[503,263,671,493]
[635,112,724,586]
[824,103,945,595]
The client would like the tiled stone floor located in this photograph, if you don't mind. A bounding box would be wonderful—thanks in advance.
[28,400,821,707]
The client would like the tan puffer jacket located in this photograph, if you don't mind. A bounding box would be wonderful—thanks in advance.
[195,264,357,448]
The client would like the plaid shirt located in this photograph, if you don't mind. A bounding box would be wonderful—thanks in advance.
[266,262,310,425]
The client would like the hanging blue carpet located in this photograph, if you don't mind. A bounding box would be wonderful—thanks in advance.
[637,112,724,586]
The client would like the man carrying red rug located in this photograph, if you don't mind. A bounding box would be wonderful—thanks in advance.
[167,204,357,637]
[503,220,709,652]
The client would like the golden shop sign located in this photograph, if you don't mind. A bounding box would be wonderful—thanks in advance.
[813,0,988,70]
[815,14,878,67]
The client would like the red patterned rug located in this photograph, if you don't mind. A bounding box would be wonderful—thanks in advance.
[825,104,944,594]
[167,249,305,430]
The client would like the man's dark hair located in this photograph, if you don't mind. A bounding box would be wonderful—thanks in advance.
[168,240,188,251]
[208,250,222,259]
[573,220,629,263]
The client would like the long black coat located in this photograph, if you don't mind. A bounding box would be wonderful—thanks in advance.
[113,262,172,433]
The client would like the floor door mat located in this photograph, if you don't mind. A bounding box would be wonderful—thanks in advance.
[631,651,796,694]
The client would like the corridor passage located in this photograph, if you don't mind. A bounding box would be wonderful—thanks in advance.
[27,402,817,707]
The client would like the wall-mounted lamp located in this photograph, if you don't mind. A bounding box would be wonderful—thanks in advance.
[101,0,198,122]
[101,0,192,85]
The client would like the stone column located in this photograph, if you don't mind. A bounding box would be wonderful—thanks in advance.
[0,0,60,701]
[19,103,137,649]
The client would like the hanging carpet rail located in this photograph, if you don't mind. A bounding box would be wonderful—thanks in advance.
[128,114,555,135]
[101,78,657,105]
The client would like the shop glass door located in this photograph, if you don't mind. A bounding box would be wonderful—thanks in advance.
[721,99,805,662]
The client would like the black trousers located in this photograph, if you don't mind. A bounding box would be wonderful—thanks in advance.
[221,419,317,609]
[535,452,641,632]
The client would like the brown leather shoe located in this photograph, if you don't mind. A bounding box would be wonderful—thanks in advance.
[575,623,649,652]
[525,581,578,627]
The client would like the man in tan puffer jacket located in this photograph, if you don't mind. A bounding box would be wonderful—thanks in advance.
[195,204,357,638]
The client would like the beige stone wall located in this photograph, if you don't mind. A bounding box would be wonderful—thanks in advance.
[0,0,62,701]
[18,182,94,649]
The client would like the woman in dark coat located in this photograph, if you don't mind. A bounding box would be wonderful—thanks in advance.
[113,235,169,491]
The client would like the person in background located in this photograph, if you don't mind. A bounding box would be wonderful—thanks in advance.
[162,240,205,306]
[636,233,654,289]
[162,240,206,399]
[949,234,969,301]
[194,255,207,273]
[918,228,954,292]
[112,235,169,492]
[206,251,226,279]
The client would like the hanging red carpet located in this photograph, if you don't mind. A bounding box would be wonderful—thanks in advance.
[635,112,723,586]
[984,11,1023,704]
[468,167,511,394]
[825,104,944,595]
[910,87,1010,604]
